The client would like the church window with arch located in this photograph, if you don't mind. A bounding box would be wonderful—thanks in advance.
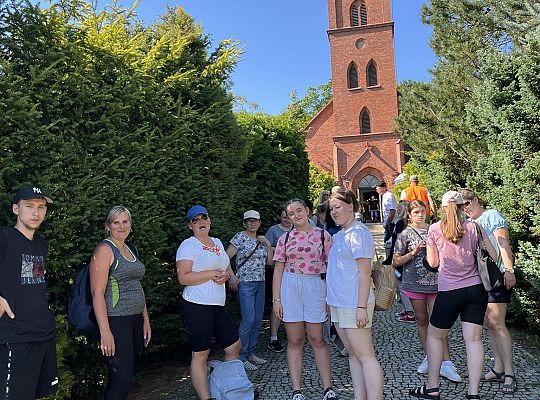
[350,2,359,27]
[359,174,379,189]
[348,62,359,89]
[360,3,368,25]
[367,60,378,87]
[360,108,371,134]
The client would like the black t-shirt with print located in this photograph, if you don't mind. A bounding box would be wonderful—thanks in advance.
[0,227,56,343]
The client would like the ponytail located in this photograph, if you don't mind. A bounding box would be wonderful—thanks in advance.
[441,202,465,243]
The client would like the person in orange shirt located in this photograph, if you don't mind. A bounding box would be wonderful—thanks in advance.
[400,175,438,221]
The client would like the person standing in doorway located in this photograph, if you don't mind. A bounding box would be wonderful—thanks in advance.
[367,196,379,223]
[0,187,58,399]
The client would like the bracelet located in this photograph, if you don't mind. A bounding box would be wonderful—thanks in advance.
[272,298,281,303]
[357,306,367,309]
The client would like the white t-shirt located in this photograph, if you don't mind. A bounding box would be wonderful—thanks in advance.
[326,222,375,308]
[176,236,230,306]
[382,191,397,223]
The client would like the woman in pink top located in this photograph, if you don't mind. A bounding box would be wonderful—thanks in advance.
[410,191,497,400]
[272,199,336,400]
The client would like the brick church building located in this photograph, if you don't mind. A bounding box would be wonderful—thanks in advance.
[305,0,404,199]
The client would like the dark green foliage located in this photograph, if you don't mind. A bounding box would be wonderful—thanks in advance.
[0,1,291,398]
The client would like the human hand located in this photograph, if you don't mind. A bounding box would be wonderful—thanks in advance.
[356,308,369,328]
[212,270,228,285]
[100,330,115,357]
[228,274,239,291]
[504,271,516,289]
[0,296,14,319]
[258,236,271,247]
[143,319,152,347]
[273,301,283,320]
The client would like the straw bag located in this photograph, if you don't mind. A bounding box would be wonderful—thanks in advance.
[372,249,396,311]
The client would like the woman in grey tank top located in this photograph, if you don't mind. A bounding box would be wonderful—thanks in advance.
[90,206,151,399]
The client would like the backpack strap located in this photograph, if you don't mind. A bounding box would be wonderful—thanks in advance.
[102,239,121,272]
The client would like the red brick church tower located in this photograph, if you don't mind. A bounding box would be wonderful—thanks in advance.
[305,0,404,198]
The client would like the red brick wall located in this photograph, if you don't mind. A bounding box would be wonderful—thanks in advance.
[329,0,392,29]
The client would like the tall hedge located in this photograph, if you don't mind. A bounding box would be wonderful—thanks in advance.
[0,1,312,397]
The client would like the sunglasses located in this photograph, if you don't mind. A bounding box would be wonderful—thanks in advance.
[463,201,471,207]
[191,214,209,224]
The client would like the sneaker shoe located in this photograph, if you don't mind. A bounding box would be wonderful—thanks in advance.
[243,359,258,371]
[396,314,416,323]
[417,355,428,374]
[267,339,284,353]
[248,355,267,365]
[323,387,338,399]
[292,390,306,400]
[440,360,462,383]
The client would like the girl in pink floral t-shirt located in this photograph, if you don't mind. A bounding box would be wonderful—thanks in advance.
[272,199,336,400]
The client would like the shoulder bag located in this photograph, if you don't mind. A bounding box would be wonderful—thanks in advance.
[473,222,504,291]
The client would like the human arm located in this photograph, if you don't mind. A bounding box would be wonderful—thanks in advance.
[355,258,372,327]
[89,243,116,357]
[225,243,239,291]
[258,235,274,265]
[427,194,438,221]
[393,241,424,267]
[0,296,14,319]
[426,242,440,269]
[143,304,151,347]
[176,259,221,286]
[272,261,285,320]
[492,227,516,289]
[386,209,396,228]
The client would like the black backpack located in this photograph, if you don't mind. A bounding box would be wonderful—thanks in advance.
[67,240,138,336]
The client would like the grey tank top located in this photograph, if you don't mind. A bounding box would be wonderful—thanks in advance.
[103,240,146,317]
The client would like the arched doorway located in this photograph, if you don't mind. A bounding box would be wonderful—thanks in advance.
[357,174,380,222]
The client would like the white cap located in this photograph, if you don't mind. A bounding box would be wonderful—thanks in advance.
[243,210,260,220]
[441,191,464,207]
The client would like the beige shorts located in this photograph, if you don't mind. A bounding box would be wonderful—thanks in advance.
[330,303,375,329]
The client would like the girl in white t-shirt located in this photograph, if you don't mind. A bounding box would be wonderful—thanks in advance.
[176,205,240,400]
[327,189,383,400]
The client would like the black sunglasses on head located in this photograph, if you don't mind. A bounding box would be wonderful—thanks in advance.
[191,214,209,223]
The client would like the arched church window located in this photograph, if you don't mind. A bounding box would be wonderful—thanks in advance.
[359,174,379,189]
[360,3,368,26]
[367,60,378,87]
[348,62,359,89]
[360,108,371,134]
[350,3,359,27]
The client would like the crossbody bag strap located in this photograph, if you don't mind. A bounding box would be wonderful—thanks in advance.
[235,240,261,271]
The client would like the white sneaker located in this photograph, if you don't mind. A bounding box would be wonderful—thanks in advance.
[323,387,338,399]
[292,392,306,400]
[248,355,267,365]
[243,359,258,371]
[440,360,462,383]
[417,355,428,374]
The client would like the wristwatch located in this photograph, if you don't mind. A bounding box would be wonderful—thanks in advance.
[504,268,515,274]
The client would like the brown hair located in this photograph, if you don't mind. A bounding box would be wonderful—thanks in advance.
[441,202,465,243]
[459,188,486,208]
[330,189,359,212]
[407,200,426,224]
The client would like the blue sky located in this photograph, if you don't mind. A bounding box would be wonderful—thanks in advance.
[110,1,437,114]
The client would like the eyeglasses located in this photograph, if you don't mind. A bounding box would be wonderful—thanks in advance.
[245,218,260,224]
[463,201,471,207]
[191,214,209,224]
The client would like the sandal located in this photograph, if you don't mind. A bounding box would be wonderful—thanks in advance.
[409,385,440,399]
[466,395,480,399]
[481,366,504,382]
[502,374,517,394]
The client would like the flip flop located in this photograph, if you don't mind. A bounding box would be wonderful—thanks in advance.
[482,366,504,382]
[502,374,517,394]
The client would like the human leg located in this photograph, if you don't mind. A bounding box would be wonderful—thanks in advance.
[104,315,143,400]
[285,322,306,392]
[340,327,383,400]
[485,302,514,390]
[191,349,211,399]
[462,322,484,396]
[411,298,430,351]
[237,281,257,361]
[306,322,333,390]
[248,281,266,358]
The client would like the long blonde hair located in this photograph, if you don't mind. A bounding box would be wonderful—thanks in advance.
[441,202,465,243]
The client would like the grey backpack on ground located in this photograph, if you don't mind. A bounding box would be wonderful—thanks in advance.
[208,359,254,400]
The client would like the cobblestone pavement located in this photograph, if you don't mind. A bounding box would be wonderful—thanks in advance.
[166,224,540,400]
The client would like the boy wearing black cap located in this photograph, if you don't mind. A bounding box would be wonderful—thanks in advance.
[0,187,58,399]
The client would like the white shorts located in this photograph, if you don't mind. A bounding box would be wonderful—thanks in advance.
[280,272,327,323]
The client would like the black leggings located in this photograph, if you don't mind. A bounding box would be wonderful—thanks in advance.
[104,314,144,400]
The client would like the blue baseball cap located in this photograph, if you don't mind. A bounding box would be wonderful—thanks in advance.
[186,205,209,221]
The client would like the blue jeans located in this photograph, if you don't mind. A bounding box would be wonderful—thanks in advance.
[237,281,265,361]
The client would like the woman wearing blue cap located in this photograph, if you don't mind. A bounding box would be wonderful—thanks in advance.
[176,205,240,400]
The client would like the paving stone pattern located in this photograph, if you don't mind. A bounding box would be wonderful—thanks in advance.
[166,224,540,400]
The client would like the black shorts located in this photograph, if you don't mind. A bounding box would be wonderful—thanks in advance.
[488,285,512,304]
[0,338,58,399]
[430,284,488,329]
[180,299,239,352]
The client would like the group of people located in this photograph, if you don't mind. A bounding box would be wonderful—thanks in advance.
[0,180,518,400]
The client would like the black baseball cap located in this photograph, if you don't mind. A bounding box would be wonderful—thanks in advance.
[13,187,53,204]
[375,180,387,188]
